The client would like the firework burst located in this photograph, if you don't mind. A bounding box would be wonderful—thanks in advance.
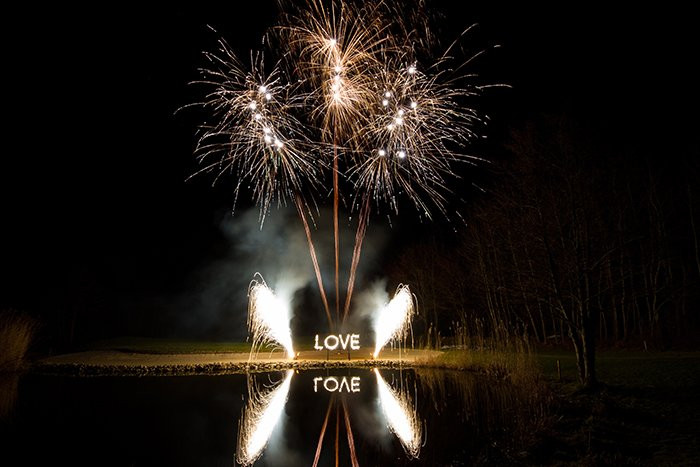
[351,53,485,219]
[278,0,391,139]
[191,39,321,222]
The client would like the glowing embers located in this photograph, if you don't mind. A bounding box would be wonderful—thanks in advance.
[247,275,295,359]
[374,369,422,458]
[373,284,415,358]
[236,370,294,466]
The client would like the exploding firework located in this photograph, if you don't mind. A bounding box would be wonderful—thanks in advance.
[279,0,390,139]
[373,284,415,358]
[236,370,294,465]
[374,369,422,458]
[351,50,486,219]
[247,275,295,359]
[190,39,321,222]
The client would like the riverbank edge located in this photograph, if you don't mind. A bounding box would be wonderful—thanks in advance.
[29,355,458,377]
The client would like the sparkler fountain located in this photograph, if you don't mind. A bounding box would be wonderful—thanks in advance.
[373,284,416,358]
[247,275,295,359]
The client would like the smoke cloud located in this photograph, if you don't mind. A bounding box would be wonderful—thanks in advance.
[171,205,389,339]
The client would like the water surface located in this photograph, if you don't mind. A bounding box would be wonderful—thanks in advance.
[3,368,538,466]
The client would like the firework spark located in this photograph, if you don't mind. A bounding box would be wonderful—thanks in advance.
[278,0,390,139]
[374,369,422,458]
[248,275,295,359]
[350,49,486,220]
[236,370,294,466]
[373,284,415,358]
[191,39,321,222]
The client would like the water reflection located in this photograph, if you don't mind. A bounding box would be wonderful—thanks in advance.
[6,368,547,466]
[237,370,294,465]
[236,368,547,465]
[374,368,422,458]
[237,369,422,465]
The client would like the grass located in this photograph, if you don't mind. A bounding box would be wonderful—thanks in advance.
[528,350,700,465]
[537,349,700,388]
[85,335,337,354]
[87,337,260,354]
[0,310,37,373]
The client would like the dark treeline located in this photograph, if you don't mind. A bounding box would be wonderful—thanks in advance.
[389,115,700,387]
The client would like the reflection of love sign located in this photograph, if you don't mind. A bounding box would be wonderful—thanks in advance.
[314,376,361,393]
[314,334,360,351]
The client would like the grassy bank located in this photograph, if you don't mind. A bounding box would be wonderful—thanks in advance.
[87,337,257,354]
[85,335,342,354]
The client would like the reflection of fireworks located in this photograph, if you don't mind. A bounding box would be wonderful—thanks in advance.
[236,370,294,466]
[248,275,295,358]
[373,285,415,358]
[374,369,422,458]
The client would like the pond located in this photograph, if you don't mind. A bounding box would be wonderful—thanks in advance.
[2,368,544,465]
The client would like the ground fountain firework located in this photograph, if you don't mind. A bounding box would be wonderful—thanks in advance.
[247,275,295,359]
[373,284,416,358]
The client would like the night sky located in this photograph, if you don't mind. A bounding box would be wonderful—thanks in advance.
[2,2,697,344]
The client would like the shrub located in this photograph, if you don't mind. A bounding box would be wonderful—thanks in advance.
[0,310,37,373]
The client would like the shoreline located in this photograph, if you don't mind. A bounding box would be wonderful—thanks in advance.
[31,348,441,377]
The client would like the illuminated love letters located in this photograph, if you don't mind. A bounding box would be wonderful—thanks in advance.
[313,376,361,393]
[314,334,360,351]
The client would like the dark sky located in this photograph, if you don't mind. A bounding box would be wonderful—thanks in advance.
[1,2,697,340]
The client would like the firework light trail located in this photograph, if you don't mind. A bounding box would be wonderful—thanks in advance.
[236,370,294,466]
[280,0,391,323]
[247,275,295,358]
[374,369,422,458]
[373,285,415,358]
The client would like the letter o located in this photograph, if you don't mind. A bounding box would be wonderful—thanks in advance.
[324,377,339,392]
[324,335,339,350]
